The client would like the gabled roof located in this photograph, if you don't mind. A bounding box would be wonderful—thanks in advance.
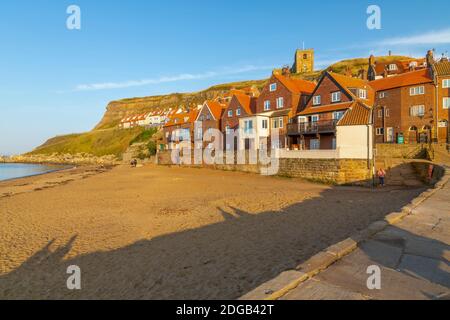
[233,94,257,115]
[369,69,433,91]
[337,101,372,126]
[273,74,316,94]
[200,100,227,120]
[164,109,197,127]
[434,60,450,76]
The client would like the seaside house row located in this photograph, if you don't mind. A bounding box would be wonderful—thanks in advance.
[162,50,449,152]
[119,109,173,129]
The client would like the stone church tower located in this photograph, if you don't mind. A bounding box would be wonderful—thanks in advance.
[292,49,314,74]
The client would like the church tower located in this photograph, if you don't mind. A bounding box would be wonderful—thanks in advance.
[292,49,314,74]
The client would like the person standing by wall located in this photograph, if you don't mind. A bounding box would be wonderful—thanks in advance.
[377,168,386,187]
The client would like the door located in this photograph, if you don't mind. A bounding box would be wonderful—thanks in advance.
[386,127,394,143]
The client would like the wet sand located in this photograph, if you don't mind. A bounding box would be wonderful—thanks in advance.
[0,164,424,299]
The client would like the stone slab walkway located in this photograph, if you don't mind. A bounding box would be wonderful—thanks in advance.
[280,172,450,300]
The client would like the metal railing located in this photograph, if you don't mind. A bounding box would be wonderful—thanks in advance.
[287,120,338,135]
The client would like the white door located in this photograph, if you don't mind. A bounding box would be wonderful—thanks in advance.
[387,127,394,142]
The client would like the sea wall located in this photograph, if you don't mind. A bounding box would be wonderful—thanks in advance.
[6,153,120,166]
[156,150,371,185]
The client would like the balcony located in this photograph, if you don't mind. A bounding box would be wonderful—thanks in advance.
[287,120,338,135]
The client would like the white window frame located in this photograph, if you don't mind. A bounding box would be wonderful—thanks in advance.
[331,91,341,103]
[410,105,425,117]
[378,109,383,118]
[264,100,271,111]
[332,111,345,120]
[443,97,450,109]
[312,95,321,106]
[228,110,233,117]
[389,64,398,71]
[236,108,241,116]
[311,115,319,122]
[359,89,367,99]
[379,92,386,99]
[385,108,390,117]
[262,119,268,129]
[410,86,425,96]
[376,128,384,136]
[443,79,450,88]
[276,97,284,109]
[269,83,277,92]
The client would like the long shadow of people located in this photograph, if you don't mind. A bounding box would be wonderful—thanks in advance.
[0,186,428,299]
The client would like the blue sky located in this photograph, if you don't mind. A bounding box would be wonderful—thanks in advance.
[1,0,449,154]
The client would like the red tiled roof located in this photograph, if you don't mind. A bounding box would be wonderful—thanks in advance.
[337,101,371,126]
[164,110,196,127]
[434,60,450,76]
[274,74,316,94]
[328,72,375,104]
[234,94,256,115]
[203,100,227,120]
[298,101,354,116]
[369,69,433,91]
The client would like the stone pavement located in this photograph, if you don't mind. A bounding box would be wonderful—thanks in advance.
[280,172,450,300]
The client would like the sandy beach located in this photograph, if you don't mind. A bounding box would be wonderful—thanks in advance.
[0,164,424,299]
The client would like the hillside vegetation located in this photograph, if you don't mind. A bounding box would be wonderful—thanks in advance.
[31,55,412,157]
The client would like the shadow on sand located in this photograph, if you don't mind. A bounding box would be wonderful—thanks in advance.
[0,186,432,300]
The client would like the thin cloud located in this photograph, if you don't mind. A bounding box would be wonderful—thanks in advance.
[74,65,273,91]
[378,28,450,46]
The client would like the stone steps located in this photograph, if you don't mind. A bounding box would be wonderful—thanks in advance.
[375,158,425,187]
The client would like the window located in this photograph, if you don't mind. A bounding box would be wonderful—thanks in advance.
[332,138,336,150]
[379,92,387,99]
[311,115,319,122]
[310,139,320,150]
[443,97,450,109]
[331,91,341,103]
[389,64,398,71]
[312,95,321,106]
[264,100,271,111]
[410,86,425,96]
[276,97,284,109]
[228,110,233,117]
[262,119,268,129]
[272,117,283,129]
[359,89,367,99]
[244,120,253,133]
[236,108,241,116]
[410,105,425,117]
[206,114,211,120]
[385,108,390,117]
[303,54,308,59]
[376,128,384,136]
[378,109,383,118]
[225,125,231,134]
[443,79,450,88]
[332,111,345,120]
[269,83,277,92]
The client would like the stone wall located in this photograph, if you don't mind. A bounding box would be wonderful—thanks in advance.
[6,153,119,166]
[156,150,371,185]
[376,143,430,159]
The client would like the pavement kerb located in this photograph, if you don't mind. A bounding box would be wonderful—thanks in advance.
[240,166,449,301]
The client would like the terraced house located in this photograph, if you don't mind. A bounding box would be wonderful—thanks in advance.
[221,92,257,150]
[163,109,198,150]
[290,71,374,150]
[431,59,450,143]
[194,100,227,149]
[240,69,315,150]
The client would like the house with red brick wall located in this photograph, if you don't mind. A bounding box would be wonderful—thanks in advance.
[368,54,428,81]
[163,109,199,150]
[194,100,227,149]
[370,68,436,144]
[221,93,257,150]
[290,71,374,150]
[251,70,316,149]
[431,59,450,143]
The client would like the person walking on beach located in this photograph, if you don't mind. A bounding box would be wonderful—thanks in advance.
[377,168,386,187]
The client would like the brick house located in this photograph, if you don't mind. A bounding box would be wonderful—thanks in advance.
[163,109,199,150]
[368,54,427,81]
[194,100,227,149]
[370,68,435,144]
[290,72,374,150]
[431,59,450,143]
[247,70,315,149]
[221,93,257,150]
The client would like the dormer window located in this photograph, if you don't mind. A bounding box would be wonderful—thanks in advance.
[389,64,398,71]
[331,91,341,103]
[312,95,321,106]
[269,83,277,92]
[359,89,367,99]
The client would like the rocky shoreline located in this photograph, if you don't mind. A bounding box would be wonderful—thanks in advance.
[0,153,120,166]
